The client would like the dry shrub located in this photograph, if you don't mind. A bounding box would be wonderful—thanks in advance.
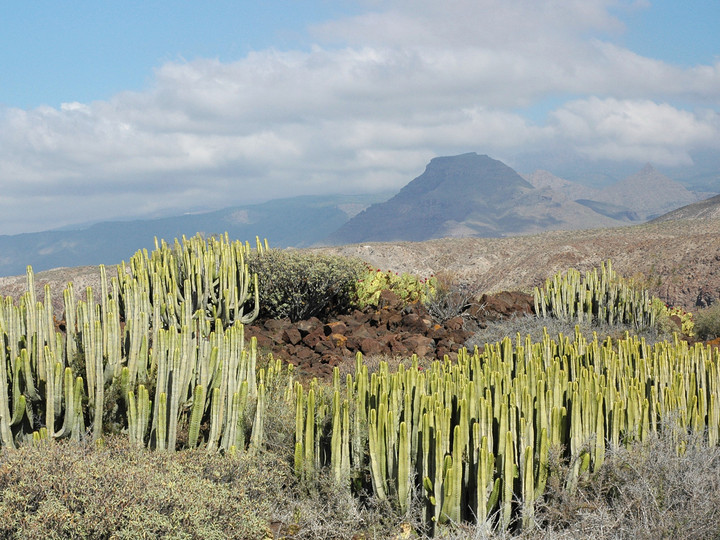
[467,314,671,351]
[424,270,483,323]
[534,429,720,540]
[694,302,720,340]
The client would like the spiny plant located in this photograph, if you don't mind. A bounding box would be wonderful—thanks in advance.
[534,260,657,329]
[355,265,436,309]
[652,297,695,337]
[0,234,296,455]
[292,328,720,536]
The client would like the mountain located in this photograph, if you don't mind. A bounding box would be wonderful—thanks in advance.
[0,193,390,277]
[650,193,720,223]
[524,170,600,201]
[592,164,702,220]
[325,153,632,244]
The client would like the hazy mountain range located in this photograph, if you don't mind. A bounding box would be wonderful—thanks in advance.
[0,152,716,276]
[327,153,711,244]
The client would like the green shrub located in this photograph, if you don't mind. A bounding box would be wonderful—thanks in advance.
[355,266,436,309]
[246,250,367,322]
[652,297,695,337]
[0,437,282,539]
[694,302,720,340]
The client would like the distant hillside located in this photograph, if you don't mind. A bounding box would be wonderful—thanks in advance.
[524,170,600,201]
[0,193,389,276]
[650,193,720,223]
[326,153,630,244]
[318,217,720,311]
[593,164,701,220]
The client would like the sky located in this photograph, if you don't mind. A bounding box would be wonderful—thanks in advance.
[0,0,718,235]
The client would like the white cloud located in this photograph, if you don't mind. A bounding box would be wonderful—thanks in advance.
[0,0,718,234]
[551,97,720,165]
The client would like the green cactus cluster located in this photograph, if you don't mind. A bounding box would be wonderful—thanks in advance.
[534,260,656,329]
[293,327,720,534]
[652,297,695,337]
[0,234,292,454]
[3,240,719,536]
[355,266,436,308]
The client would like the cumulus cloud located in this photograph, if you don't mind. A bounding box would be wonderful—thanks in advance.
[550,98,720,165]
[0,0,718,234]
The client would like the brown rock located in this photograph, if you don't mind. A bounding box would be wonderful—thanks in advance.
[402,335,435,358]
[282,327,302,345]
[360,337,384,355]
[476,291,534,321]
[388,336,409,356]
[296,318,322,336]
[324,321,348,336]
[314,340,335,355]
[378,289,404,310]
[328,333,348,348]
[401,313,429,333]
[387,313,403,330]
[251,333,275,350]
[320,354,342,367]
[303,328,326,348]
[295,348,317,362]
[445,316,465,331]
[426,324,448,341]
[264,319,291,332]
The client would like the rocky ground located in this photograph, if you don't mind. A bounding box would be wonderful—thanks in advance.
[244,289,533,380]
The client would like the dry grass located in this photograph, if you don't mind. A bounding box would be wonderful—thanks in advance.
[0,437,281,539]
[532,428,720,540]
[467,313,672,351]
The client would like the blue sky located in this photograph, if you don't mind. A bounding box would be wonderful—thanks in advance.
[0,0,718,234]
[0,1,361,109]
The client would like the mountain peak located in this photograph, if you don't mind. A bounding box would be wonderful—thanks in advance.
[640,163,656,174]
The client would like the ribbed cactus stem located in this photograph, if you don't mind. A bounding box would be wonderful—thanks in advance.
[368,408,388,500]
[0,337,14,447]
[188,385,206,448]
[501,430,515,530]
[156,392,167,451]
[304,388,316,481]
[522,445,535,530]
[248,382,265,454]
[331,391,342,484]
[397,420,410,514]
[92,320,104,442]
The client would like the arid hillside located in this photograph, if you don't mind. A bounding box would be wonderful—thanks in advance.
[1,217,718,312]
[317,218,720,310]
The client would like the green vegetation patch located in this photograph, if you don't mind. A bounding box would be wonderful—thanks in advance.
[0,437,280,539]
[246,249,367,321]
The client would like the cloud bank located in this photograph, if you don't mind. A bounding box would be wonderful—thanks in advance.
[0,0,718,234]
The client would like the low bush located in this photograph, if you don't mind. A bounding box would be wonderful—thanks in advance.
[246,250,367,322]
[652,297,695,337]
[424,270,481,323]
[693,302,720,340]
[0,437,284,539]
[535,428,720,540]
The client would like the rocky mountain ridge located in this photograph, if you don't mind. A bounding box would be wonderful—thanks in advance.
[327,153,710,245]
